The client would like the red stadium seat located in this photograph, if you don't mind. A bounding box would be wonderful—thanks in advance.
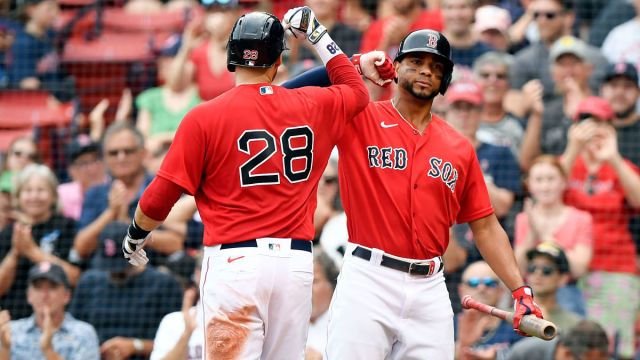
[102,8,186,33]
[0,128,34,152]
[0,91,74,128]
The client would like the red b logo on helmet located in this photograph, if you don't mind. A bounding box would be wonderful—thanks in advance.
[427,34,438,48]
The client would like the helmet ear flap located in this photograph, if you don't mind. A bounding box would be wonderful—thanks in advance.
[439,71,452,95]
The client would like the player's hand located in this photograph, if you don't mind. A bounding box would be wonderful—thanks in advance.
[353,51,395,87]
[122,232,150,266]
[283,6,327,44]
[511,285,543,336]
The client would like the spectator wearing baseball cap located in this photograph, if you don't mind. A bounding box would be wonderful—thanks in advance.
[560,95,640,359]
[506,0,609,120]
[524,35,596,160]
[473,5,512,53]
[525,243,582,332]
[57,134,106,221]
[69,221,182,360]
[599,62,640,168]
[0,262,100,360]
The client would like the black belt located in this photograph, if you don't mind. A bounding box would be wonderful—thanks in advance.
[220,239,312,253]
[352,246,443,276]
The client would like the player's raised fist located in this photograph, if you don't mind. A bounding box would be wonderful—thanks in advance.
[283,6,327,44]
[353,51,396,87]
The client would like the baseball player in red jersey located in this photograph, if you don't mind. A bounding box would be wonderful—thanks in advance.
[118,9,368,360]
[287,30,543,358]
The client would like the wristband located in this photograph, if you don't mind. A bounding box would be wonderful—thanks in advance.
[128,218,150,240]
[351,54,362,74]
[313,34,343,65]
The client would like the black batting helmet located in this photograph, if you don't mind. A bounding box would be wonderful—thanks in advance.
[227,12,286,72]
[394,30,454,95]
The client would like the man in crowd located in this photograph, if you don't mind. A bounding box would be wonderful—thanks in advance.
[0,262,99,360]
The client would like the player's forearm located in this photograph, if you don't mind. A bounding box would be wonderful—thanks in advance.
[472,215,525,291]
[133,205,164,232]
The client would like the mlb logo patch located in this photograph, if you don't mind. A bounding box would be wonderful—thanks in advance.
[260,86,274,95]
[268,243,281,251]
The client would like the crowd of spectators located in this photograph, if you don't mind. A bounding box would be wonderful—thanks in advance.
[1,0,640,359]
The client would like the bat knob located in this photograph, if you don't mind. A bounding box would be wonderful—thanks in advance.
[461,295,472,309]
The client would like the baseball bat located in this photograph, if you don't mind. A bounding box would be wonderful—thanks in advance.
[461,295,557,340]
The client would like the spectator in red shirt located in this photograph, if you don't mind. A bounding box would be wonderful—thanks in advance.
[560,96,640,360]
[166,1,240,100]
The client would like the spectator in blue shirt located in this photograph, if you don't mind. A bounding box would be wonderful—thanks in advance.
[69,221,183,360]
[8,0,75,101]
[0,262,99,360]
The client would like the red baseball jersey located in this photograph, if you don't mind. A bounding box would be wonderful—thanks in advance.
[157,56,366,246]
[337,100,494,259]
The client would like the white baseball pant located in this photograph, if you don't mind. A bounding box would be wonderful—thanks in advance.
[326,243,454,359]
[200,238,313,360]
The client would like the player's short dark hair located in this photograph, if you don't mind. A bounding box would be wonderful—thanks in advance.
[558,320,608,357]
[102,122,145,150]
[314,249,339,290]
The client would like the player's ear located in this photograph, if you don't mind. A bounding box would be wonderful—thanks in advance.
[393,60,400,84]
[274,55,282,68]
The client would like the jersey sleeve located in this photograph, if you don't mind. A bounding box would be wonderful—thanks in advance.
[456,149,494,224]
[156,106,207,195]
[300,55,369,127]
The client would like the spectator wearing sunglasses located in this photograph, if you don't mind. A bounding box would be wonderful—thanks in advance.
[73,123,183,268]
[525,242,582,332]
[505,0,608,120]
[559,96,640,360]
[0,136,40,193]
[455,261,523,359]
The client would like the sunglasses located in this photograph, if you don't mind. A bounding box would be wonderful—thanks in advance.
[533,11,562,20]
[464,277,499,288]
[479,72,508,81]
[106,147,139,158]
[527,264,558,276]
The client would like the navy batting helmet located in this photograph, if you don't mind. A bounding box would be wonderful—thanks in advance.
[394,30,454,95]
[227,12,286,72]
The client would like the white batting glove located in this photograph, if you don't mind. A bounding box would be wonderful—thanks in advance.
[283,6,327,44]
[122,233,150,266]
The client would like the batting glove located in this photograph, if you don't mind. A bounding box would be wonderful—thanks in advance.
[511,285,543,336]
[283,6,327,44]
[352,51,395,87]
[122,220,151,266]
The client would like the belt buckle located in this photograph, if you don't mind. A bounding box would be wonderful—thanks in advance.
[408,260,435,276]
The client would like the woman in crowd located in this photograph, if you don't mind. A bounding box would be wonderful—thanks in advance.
[0,164,80,319]
[165,1,239,101]
[560,96,640,360]
[514,154,593,316]
[0,136,40,193]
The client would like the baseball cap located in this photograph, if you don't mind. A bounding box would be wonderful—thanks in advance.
[28,262,71,289]
[573,96,614,122]
[445,81,483,106]
[549,36,587,63]
[93,222,131,273]
[603,62,639,85]
[474,5,511,35]
[526,242,570,274]
[67,134,100,164]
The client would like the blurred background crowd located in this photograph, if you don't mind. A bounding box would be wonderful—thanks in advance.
[0,0,639,359]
